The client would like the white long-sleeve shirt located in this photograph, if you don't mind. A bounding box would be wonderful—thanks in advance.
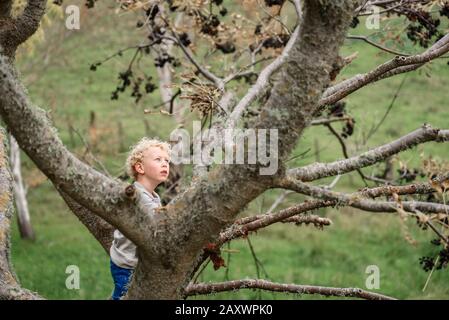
[109,181,161,269]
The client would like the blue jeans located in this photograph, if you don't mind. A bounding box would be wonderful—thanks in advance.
[110,260,133,300]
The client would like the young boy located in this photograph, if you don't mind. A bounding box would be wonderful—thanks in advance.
[109,137,171,300]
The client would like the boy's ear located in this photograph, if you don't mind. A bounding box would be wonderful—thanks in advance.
[134,162,144,175]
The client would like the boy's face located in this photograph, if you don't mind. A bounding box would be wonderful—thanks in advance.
[134,146,170,184]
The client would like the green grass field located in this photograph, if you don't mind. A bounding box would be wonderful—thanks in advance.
[8,2,449,299]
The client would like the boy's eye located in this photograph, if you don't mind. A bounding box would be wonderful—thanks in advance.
[154,157,170,163]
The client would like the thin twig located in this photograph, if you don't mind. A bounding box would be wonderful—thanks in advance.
[347,35,410,56]
[325,123,369,187]
[71,126,111,178]
[365,74,408,142]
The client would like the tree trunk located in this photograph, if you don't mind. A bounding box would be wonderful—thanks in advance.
[9,133,35,240]
[0,127,41,299]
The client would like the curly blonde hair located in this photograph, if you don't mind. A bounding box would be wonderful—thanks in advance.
[126,137,172,179]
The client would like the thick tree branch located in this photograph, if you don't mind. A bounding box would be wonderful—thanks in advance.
[280,214,332,228]
[56,187,115,255]
[218,202,334,245]
[275,178,449,214]
[0,55,158,249]
[289,124,449,182]
[358,181,441,198]
[185,279,396,300]
[320,33,449,106]
[234,212,331,227]
[219,174,449,249]
[187,199,336,278]
[219,176,448,246]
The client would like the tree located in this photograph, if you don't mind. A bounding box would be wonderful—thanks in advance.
[0,0,448,300]
[9,134,35,240]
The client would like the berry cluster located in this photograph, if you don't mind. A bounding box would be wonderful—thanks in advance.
[327,101,346,117]
[200,14,221,36]
[85,0,97,9]
[219,7,228,16]
[405,9,442,48]
[190,0,228,36]
[111,70,157,102]
[397,168,425,183]
[90,62,101,71]
[131,77,144,103]
[193,2,233,53]
[341,119,355,139]
[419,256,435,272]
[145,4,159,20]
[240,72,258,85]
[111,70,132,101]
[419,247,449,272]
[179,33,191,47]
[325,101,356,139]
[216,41,236,54]
[350,17,360,29]
[166,0,179,12]
[262,34,290,49]
[130,76,157,103]
[440,2,449,19]
[154,53,179,68]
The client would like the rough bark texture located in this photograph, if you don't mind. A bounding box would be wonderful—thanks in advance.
[56,187,114,254]
[0,0,47,59]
